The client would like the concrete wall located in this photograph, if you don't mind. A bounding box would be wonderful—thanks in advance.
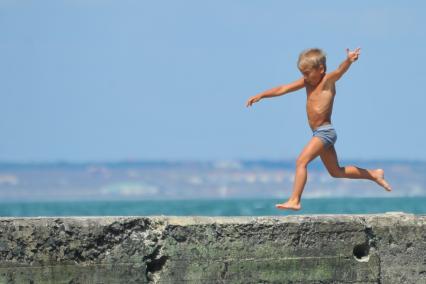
[0,213,425,283]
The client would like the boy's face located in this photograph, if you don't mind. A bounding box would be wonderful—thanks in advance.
[299,64,325,86]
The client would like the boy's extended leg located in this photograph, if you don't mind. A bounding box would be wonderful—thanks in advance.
[320,146,392,191]
[275,137,325,210]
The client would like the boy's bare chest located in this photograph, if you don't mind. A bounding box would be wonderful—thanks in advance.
[305,84,336,105]
[305,84,336,119]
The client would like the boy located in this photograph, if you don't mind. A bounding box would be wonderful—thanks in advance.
[245,48,392,211]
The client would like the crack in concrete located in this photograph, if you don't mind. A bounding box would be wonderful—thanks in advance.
[361,218,382,284]
[144,245,169,283]
[143,220,169,283]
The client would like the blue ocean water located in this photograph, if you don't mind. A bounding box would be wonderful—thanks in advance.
[0,197,425,217]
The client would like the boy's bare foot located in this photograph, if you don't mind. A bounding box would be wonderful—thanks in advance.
[275,200,301,211]
[372,169,392,192]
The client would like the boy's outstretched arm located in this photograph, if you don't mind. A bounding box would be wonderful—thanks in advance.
[326,48,361,83]
[246,77,304,107]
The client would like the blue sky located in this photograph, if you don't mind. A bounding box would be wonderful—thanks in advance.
[1,1,425,162]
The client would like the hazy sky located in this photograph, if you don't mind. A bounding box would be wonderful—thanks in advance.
[1,1,425,162]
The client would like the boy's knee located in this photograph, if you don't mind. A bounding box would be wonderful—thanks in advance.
[296,157,309,168]
[329,167,344,178]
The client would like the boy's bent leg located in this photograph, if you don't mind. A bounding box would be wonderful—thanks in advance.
[320,146,392,191]
[276,137,326,210]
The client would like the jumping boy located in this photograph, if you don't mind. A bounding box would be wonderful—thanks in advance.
[245,48,392,211]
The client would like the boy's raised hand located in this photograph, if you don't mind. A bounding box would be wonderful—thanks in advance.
[246,95,262,107]
[346,47,361,62]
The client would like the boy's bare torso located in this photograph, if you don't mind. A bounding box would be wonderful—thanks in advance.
[305,76,336,131]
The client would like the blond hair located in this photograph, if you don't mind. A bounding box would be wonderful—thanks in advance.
[297,48,327,71]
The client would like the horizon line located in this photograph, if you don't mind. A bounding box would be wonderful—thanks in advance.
[0,158,425,166]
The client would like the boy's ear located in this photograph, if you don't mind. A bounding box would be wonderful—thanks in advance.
[319,64,325,74]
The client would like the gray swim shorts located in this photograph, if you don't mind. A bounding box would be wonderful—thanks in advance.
[312,124,337,149]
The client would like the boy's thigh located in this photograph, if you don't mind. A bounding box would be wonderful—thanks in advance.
[297,137,326,164]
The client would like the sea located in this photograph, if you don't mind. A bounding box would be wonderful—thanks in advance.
[0,197,425,217]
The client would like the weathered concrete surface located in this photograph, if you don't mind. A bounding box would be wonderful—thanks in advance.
[0,213,425,283]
